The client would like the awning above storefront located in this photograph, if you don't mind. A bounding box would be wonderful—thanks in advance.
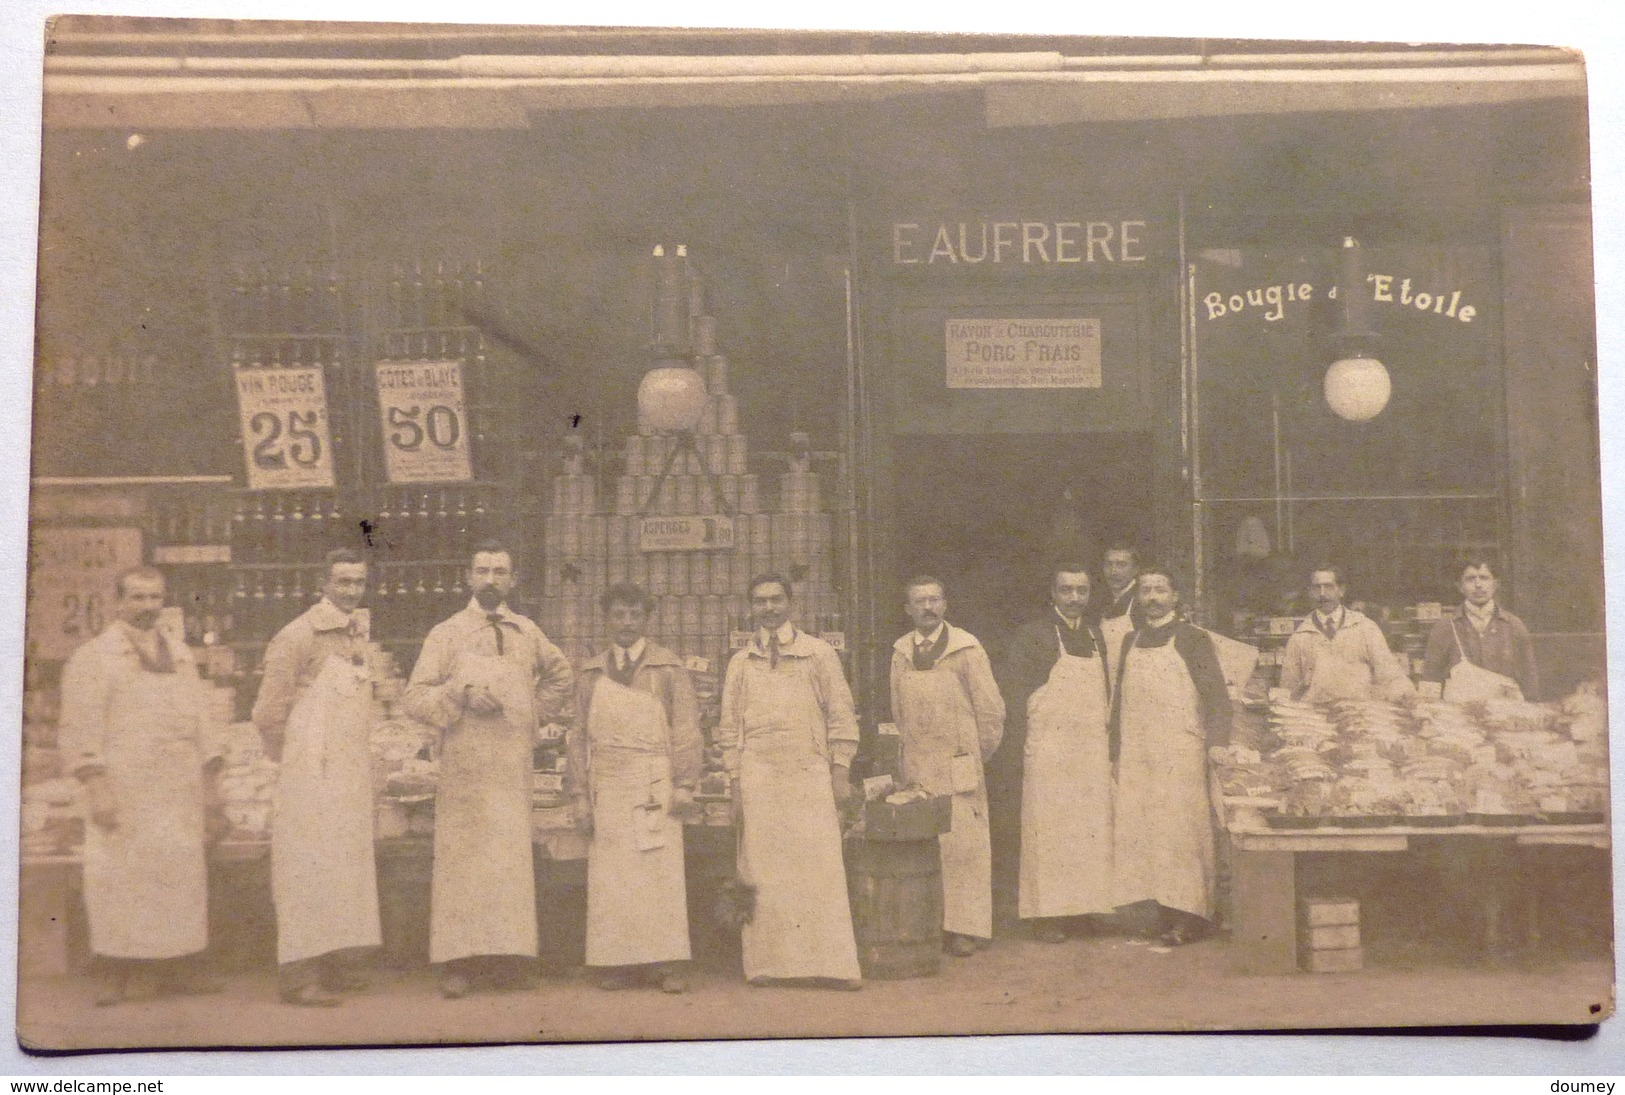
[41,46,1586,129]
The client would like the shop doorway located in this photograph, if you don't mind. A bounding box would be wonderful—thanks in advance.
[886,431,1155,658]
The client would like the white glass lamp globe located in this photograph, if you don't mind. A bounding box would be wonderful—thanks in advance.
[1323,355,1391,422]
[637,364,709,433]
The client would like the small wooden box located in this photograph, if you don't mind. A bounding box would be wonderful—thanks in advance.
[1304,923,1361,950]
[1300,897,1360,928]
[1301,945,1364,973]
[864,795,952,842]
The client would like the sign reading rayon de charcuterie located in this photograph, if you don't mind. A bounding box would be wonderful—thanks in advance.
[945,318,1102,389]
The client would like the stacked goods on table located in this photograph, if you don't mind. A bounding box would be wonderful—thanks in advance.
[1212,684,1610,829]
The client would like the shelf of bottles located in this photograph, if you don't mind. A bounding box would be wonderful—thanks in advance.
[374,260,494,480]
[354,480,505,658]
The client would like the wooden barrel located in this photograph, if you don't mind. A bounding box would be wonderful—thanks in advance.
[847,837,943,980]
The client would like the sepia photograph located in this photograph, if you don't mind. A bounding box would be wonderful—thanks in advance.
[7,10,1616,1055]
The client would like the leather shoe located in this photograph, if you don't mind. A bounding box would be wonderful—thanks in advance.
[280,984,341,1008]
[945,933,979,957]
[320,969,372,993]
[439,972,471,999]
[1033,924,1068,944]
[659,972,688,994]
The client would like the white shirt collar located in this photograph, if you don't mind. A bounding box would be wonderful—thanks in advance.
[1314,605,1345,630]
[614,637,648,667]
[756,621,797,647]
[1464,601,1497,628]
[914,622,946,647]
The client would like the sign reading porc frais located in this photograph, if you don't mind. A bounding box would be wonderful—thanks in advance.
[944,318,1102,389]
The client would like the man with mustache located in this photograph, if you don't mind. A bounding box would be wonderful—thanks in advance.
[1278,565,1412,703]
[406,541,574,998]
[253,548,381,1007]
[999,563,1114,944]
[889,576,1005,957]
[719,574,862,988]
[58,566,227,1005]
[1108,565,1233,946]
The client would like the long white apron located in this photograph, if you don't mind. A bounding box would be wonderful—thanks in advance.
[271,654,381,964]
[583,677,691,967]
[1099,612,1135,683]
[1019,639,1114,918]
[430,654,538,963]
[1110,639,1215,919]
[736,664,861,981]
[83,665,210,959]
[896,666,992,939]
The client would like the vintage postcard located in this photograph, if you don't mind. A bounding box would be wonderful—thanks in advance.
[14,17,1613,1051]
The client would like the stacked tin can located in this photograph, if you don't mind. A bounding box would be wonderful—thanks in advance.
[533,245,844,819]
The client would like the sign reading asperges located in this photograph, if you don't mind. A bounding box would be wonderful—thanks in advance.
[944,318,1102,389]
[235,366,336,490]
[639,515,736,552]
[375,360,473,483]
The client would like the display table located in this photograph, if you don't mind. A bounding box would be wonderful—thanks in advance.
[1226,820,1610,974]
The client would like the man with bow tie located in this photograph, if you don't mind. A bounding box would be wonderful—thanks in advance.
[889,576,1005,957]
[58,566,226,1006]
[719,573,862,988]
[1278,565,1412,704]
[406,541,574,998]
[253,548,381,1007]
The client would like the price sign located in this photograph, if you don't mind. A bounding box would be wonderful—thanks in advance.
[375,360,473,483]
[235,367,336,490]
[640,515,735,552]
[26,527,143,661]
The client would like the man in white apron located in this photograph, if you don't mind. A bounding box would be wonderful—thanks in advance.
[406,542,575,998]
[58,567,227,1006]
[569,582,703,993]
[1095,544,1146,681]
[889,577,1005,957]
[1278,565,1412,703]
[719,574,862,989]
[1108,566,1233,946]
[1419,558,1540,702]
[252,548,380,1007]
[999,564,1115,944]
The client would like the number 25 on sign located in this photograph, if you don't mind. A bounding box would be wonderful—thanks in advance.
[234,367,337,490]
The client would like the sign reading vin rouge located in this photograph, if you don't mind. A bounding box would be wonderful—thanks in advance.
[945,318,1102,389]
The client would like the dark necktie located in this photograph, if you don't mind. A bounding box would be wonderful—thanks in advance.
[611,648,637,686]
[913,632,940,671]
[486,612,507,655]
[1317,611,1339,641]
[141,630,176,674]
[768,632,781,669]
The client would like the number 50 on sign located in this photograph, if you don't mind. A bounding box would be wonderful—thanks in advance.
[375,361,473,483]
